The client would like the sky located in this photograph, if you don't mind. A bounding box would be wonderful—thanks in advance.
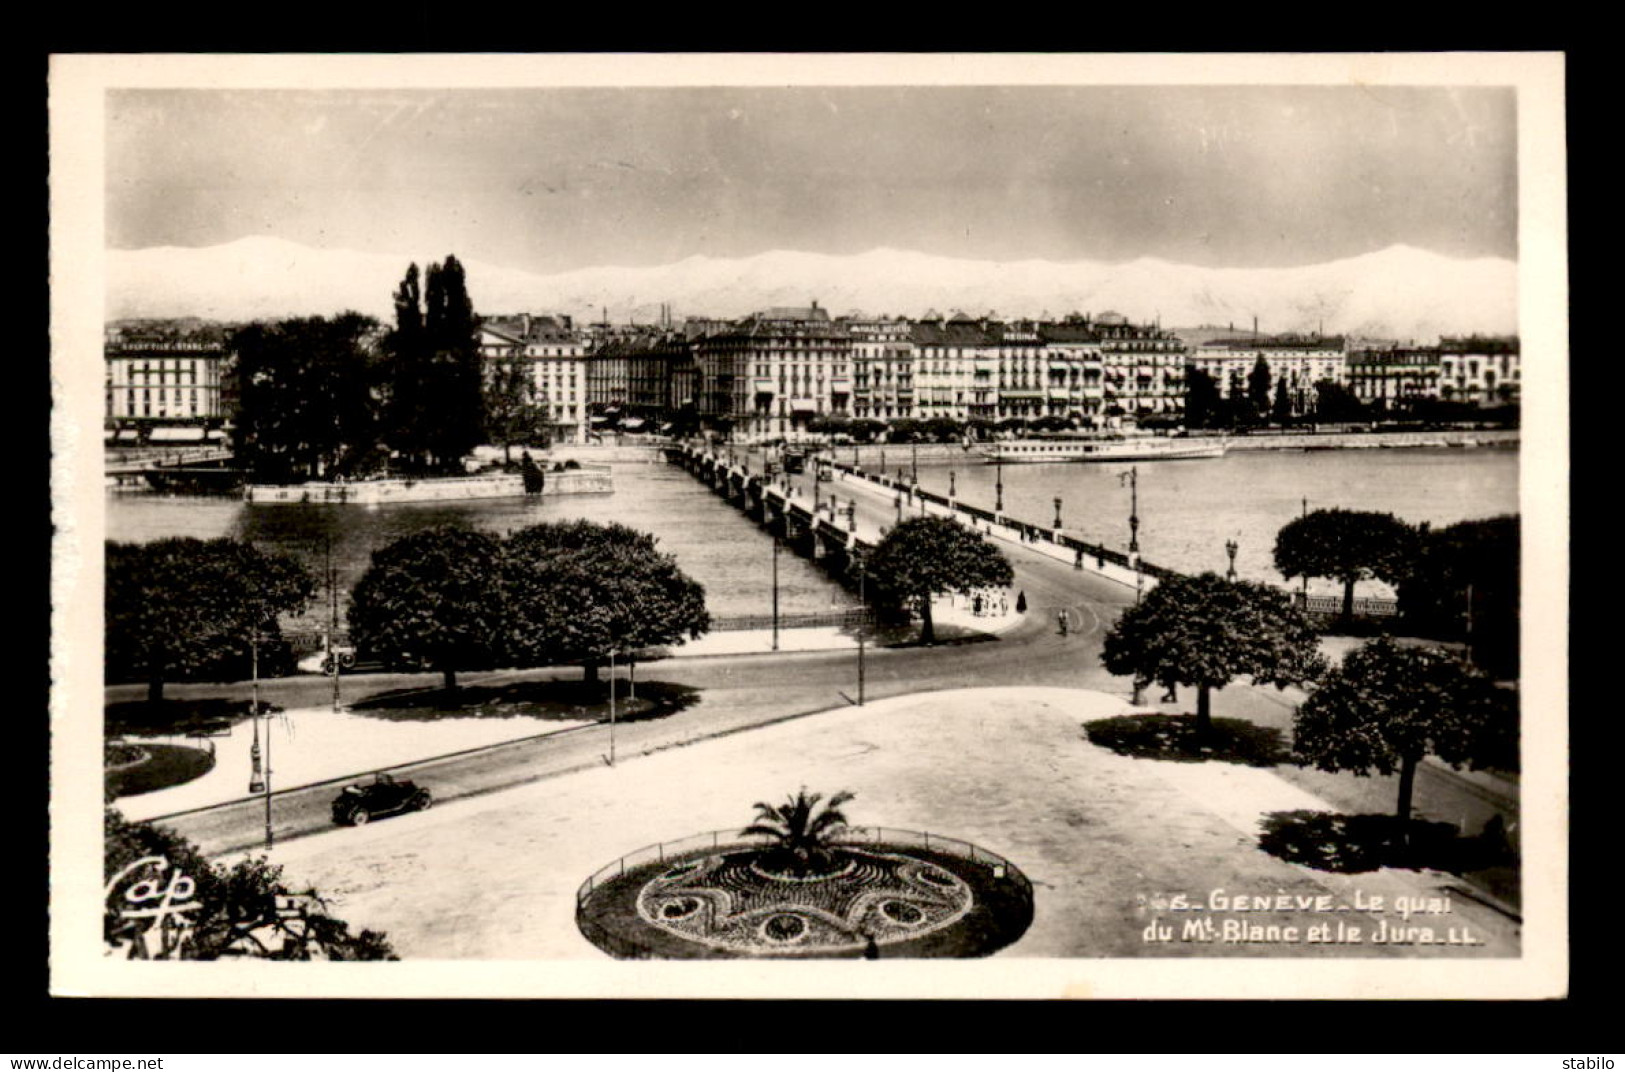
[106,84,1518,274]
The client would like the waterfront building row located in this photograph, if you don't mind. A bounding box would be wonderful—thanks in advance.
[104,313,1522,443]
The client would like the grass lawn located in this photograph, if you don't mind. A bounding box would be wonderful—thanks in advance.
[106,743,217,797]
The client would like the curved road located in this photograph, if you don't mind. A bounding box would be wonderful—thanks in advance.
[128,453,1519,900]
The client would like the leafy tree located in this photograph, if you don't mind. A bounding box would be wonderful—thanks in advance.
[866,515,1013,644]
[383,257,484,474]
[106,538,316,705]
[231,314,382,483]
[1101,572,1327,735]
[1292,638,1516,823]
[923,416,965,443]
[347,526,506,690]
[848,418,888,443]
[1313,379,1366,423]
[742,787,855,878]
[1273,508,1419,626]
[807,412,852,437]
[499,520,710,682]
[483,345,542,463]
[666,403,702,439]
[1183,367,1224,429]
[1272,378,1294,424]
[1247,356,1273,419]
[104,809,394,960]
[1398,515,1519,678]
[887,418,926,444]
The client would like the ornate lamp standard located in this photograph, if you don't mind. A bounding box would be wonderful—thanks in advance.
[1225,539,1239,581]
[245,628,274,849]
[911,442,918,486]
[995,450,1005,515]
[948,468,956,502]
[771,533,781,652]
[853,547,868,706]
[1054,496,1063,531]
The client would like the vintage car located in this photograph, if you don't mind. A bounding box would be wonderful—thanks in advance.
[330,773,432,826]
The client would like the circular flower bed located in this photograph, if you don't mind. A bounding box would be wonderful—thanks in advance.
[578,840,1033,959]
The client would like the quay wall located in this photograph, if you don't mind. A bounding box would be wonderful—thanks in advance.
[1222,429,1519,452]
[753,428,1518,469]
[244,469,612,505]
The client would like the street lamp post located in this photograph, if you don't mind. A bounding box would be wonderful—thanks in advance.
[854,549,867,706]
[247,630,273,849]
[772,534,780,652]
[995,451,1005,515]
[607,648,617,766]
[326,536,341,713]
[948,469,956,502]
[911,442,918,486]
[1225,539,1239,581]
[1123,466,1143,706]
[1300,497,1309,608]
[1054,496,1063,531]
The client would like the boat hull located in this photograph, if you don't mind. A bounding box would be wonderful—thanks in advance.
[977,439,1227,464]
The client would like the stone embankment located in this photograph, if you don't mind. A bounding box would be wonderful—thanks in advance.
[1223,429,1519,452]
[764,428,1518,467]
[244,468,612,505]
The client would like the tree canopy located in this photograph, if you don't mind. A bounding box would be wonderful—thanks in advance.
[1247,355,1273,417]
[483,344,544,462]
[348,521,711,688]
[500,520,711,680]
[1292,638,1516,822]
[104,808,394,960]
[1313,379,1366,423]
[106,538,316,704]
[1101,572,1327,734]
[1398,515,1519,679]
[866,515,1013,643]
[347,526,506,690]
[1183,367,1224,429]
[230,313,382,484]
[382,257,484,474]
[1273,508,1418,624]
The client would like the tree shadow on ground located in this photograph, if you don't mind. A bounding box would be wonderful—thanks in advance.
[1258,810,1517,875]
[866,623,1001,650]
[1084,713,1287,767]
[106,697,271,737]
[348,678,702,724]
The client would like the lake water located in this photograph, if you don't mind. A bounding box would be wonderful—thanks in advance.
[106,445,1518,623]
[905,445,1520,597]
[105,460,859,627]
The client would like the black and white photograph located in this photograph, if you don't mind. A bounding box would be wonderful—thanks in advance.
[49,52,1568,999]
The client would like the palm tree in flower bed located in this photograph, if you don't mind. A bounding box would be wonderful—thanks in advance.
[742,787,856,878]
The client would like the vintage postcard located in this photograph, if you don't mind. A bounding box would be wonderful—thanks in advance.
[50,52,1568,999]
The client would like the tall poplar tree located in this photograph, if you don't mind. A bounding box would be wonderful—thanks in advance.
[383,256,483,474]
[1247,355,1273,418]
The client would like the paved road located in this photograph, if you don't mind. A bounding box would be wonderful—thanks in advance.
[124,452,1521,913]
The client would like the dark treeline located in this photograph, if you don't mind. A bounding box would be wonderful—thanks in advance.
[231,256,485,483]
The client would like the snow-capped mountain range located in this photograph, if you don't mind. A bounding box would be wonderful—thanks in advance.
[106,236,1518,342]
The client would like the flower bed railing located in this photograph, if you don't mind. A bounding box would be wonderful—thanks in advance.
[576,825,1031,908]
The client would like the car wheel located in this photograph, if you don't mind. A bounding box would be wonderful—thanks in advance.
[414,790,432,811]
[349,807,370,826]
